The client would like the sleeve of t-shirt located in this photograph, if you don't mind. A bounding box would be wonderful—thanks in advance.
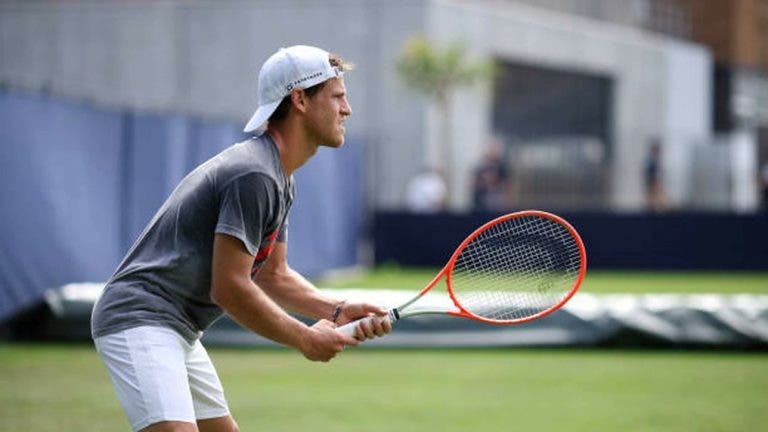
[276,215,289,243]
[215,172,276,256]
[276,178,295,243]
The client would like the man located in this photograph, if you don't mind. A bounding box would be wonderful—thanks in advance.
[91,45,390,432]
[405,166,447,213]
[472,137,512,211]
[644,138,667,212]
[760,161,768,212]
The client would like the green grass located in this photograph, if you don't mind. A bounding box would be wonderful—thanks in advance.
[1,344,767,432]
[318,266,768,294]
[2,270,765,430]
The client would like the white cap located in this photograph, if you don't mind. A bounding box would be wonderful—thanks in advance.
[244,45,342,133]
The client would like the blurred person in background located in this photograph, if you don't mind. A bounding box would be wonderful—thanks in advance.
[91,45,390,432]
[405,166,447,213]
[472,137,513,211]
[760,161,768,212]
[645,138,668,212]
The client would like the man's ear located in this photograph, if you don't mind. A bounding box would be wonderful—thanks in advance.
[290,89,308,114]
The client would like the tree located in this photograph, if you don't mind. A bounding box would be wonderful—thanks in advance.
[396,36,494,208]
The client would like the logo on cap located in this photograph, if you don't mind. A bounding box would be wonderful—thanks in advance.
[285,71,324,92]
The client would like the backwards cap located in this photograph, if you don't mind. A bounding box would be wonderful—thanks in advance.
[243,45,342,133]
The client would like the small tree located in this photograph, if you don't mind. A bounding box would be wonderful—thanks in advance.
[396,36,494,207]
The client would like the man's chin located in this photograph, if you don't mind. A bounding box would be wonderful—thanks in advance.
[322,137,345,148]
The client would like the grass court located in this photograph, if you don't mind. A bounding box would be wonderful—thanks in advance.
[2,270,767,431]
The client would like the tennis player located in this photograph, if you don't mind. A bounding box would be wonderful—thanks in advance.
[91,45,390,432]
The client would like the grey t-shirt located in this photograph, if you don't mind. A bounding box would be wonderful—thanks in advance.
[91,134,294,342]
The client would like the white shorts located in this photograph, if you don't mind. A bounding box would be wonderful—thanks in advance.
[94,326,230,432]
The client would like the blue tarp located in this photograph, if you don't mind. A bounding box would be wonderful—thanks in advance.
[0,89,364,321]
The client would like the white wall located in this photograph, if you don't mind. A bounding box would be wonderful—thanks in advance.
[425,0,711,210]
[661,39,712,209]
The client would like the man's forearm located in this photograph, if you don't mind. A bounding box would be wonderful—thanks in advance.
[255,267,339,321]
[212,277,311,349]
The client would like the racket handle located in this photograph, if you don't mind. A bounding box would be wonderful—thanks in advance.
[336,309,398,338]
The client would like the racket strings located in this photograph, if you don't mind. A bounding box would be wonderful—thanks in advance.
[449,215,582,322]
[475,220,576,318]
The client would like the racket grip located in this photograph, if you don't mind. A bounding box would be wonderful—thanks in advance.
[336,309,398,338]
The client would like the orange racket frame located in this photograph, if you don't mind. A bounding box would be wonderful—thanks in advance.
[336,210,587,337]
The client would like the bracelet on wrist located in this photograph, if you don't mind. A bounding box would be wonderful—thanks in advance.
[331,300,346,323]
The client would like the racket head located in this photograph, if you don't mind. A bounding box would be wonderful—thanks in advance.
[444,210,586,324]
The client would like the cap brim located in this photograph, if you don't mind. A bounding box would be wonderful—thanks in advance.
[243,99,282,133]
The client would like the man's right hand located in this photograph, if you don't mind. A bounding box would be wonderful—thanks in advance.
[299,319,359,362]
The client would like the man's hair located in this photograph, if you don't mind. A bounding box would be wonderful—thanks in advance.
[268,53,353,124]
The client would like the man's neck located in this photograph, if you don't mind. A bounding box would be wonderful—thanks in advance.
[266,121,318,176]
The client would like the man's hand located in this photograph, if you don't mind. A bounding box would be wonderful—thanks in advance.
[337,302,393,341]
[299,320,359,362]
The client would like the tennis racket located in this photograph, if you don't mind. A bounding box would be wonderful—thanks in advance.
[337,210,587,338]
